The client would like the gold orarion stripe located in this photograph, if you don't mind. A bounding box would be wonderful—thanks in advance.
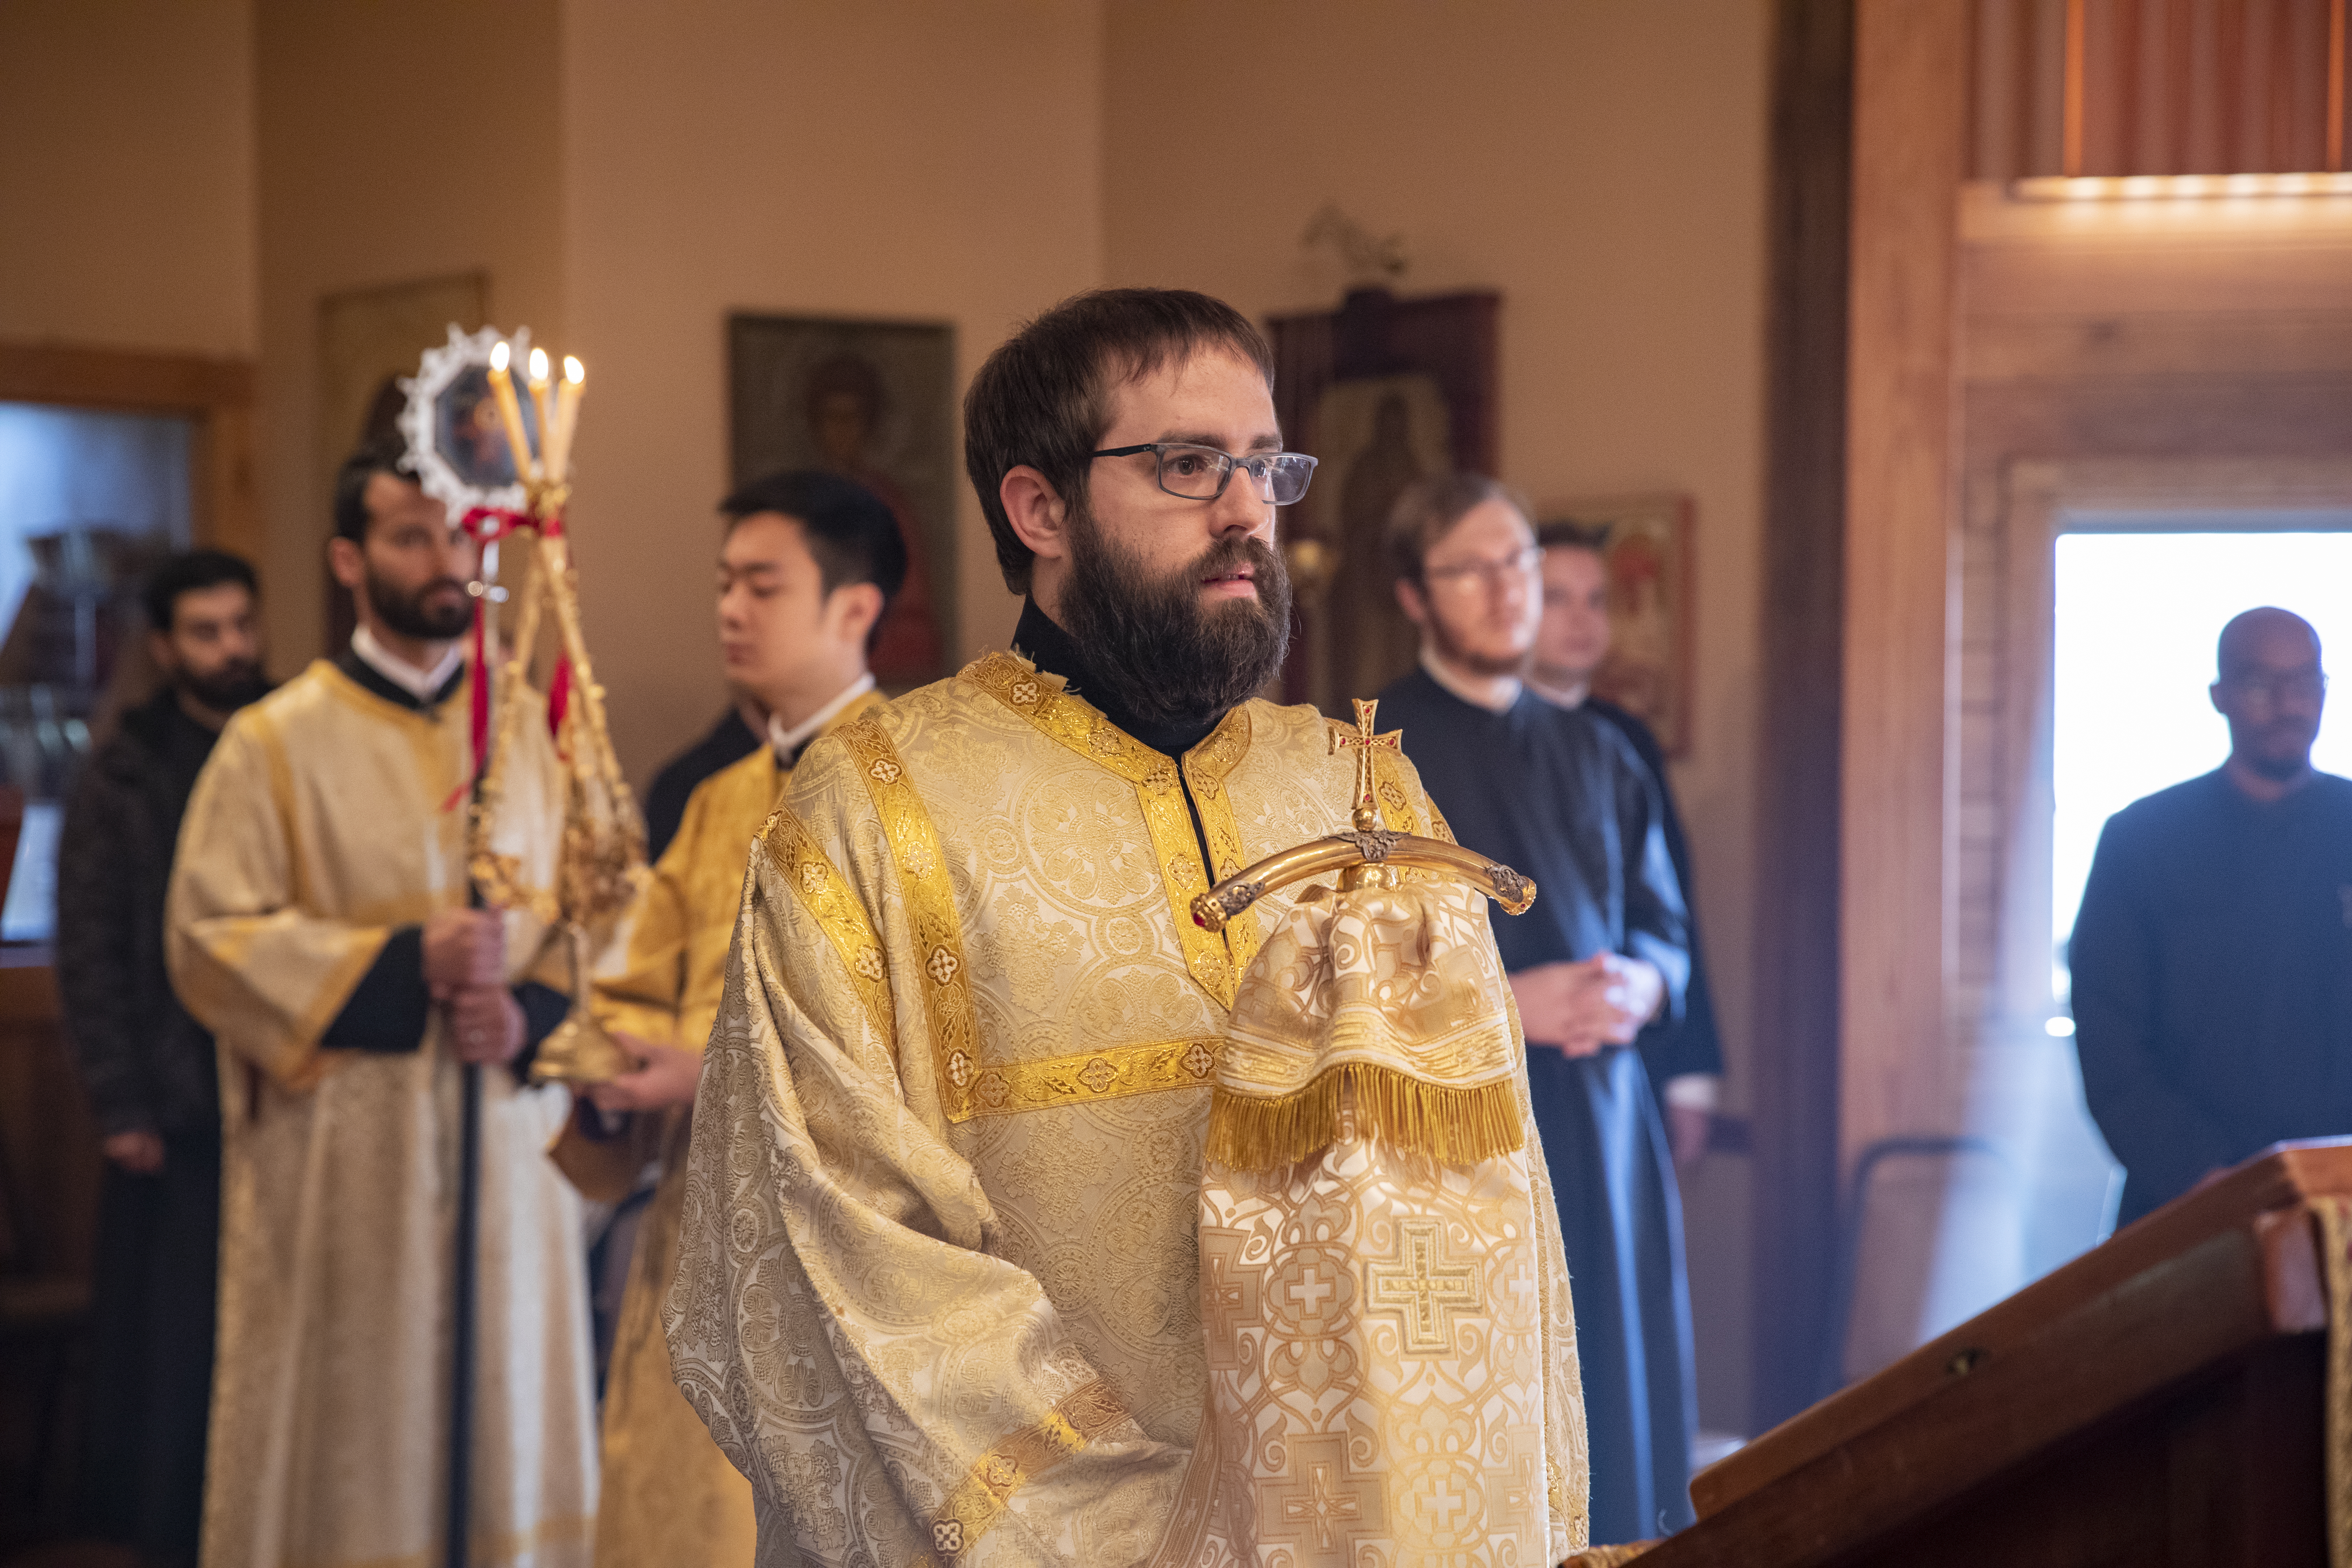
[759,803,896,1051]
[915,1378,1131,1564]
[965,651,1257,1009]
[964,1036,1223,1118]
[835,715,985,1122]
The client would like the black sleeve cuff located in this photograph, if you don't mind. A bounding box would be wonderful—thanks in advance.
[509,982,573,1082]
[322,926,431,1054]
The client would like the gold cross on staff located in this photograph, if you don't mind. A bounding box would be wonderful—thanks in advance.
[1329,697,1402,832]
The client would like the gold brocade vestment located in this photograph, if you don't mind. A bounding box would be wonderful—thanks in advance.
[561,688,882,1568]
[665,653,1587,1566]
[168,659,599,1568]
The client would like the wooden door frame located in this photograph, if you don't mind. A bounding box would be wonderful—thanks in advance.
[1990,456,2352,1025]
[0,341,261,564]
[1751,0,1860,1432]
[1840,0,1970,1210]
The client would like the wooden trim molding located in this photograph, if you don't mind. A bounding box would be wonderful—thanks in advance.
[0,340,262,565]
[1841,0,1970,1174]
[1752,0,1857,1433]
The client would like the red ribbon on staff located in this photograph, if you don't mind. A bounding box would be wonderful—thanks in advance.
[446,505,570,810]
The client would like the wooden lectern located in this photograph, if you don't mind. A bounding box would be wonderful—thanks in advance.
[1621,1140,2352,1567]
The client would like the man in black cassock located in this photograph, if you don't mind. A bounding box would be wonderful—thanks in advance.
[1374,474,1698,1543]
[1530,520,1726,1176]
[2073,606,2352,1225]
[57,550,271,1566]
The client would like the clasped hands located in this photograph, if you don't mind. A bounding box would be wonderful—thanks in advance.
[423,908,524,1065]
[423,909,699,1103]
[1508,952,1665,1059]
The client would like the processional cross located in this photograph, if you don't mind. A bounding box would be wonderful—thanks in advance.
[1330,697,1403,834]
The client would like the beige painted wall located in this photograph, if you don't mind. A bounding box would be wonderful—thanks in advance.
[0,0,256,357]
[251,0,566,668]
[1101,0,1771,1429]
[559,0,1104,781]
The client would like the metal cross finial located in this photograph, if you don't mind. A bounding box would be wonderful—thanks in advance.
[1329,698,1403,832]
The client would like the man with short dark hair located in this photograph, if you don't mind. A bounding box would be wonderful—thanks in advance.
[168,436,597,1568]
[2073,607,2352,1224]
[1528,521,1726,1173]
[58,547,265,1566]
[1375,476,1698,1545]
[668,289,1589,1562]
[565,469,899,1568]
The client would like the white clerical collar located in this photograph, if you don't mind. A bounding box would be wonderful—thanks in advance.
[1420,646,1521,714]
[351,624,465,703]
[768,672,876,757]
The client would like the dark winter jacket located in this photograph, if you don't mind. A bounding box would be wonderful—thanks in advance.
[56,688,225,1136]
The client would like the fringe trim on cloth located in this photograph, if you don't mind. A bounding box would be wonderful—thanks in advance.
[1206,1062,1524,1171]
[2314,1193,2352,1568]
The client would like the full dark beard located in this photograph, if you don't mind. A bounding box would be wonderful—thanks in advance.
[1058,513,1293,729]
[368,571,472,641]
[179,660,270,714]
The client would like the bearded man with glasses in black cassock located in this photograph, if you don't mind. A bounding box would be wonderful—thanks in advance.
[1374,473,1699,1547]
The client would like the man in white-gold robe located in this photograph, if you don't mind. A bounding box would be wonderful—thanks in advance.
[667,289,1588,1565]
[169,435,598,1568]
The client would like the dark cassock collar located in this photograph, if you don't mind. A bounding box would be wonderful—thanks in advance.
[1009,597,1226,760]
[1391,663,1548,731]
[334,644,467,714]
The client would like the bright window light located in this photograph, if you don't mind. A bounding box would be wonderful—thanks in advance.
[2052,530,2352,999]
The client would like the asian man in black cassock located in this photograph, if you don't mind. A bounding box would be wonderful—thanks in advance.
[1373,473,1698,1544]
[2073,607,2352,1225]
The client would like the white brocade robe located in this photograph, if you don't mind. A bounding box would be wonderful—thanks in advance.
[167,659,598,1568]
[665,652,1587,1566]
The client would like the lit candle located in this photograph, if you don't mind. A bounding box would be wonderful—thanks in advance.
[486,340,539,485]
[546,355,586,486]
[526,346,555,472]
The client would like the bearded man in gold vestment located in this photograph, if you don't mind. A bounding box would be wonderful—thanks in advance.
[556,469,900,1566]
[168,438,598,1568]
[666,289,1589,1565]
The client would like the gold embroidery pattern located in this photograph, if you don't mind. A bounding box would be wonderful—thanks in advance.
[1182,707,1265,989]
[916,1378,1131,1565]
[759,804,896,1050]
[837,716,983,1121]
[965,1035,1223,1118]
[966,651,1258,1009]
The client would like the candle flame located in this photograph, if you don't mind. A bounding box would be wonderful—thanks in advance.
[564,355,584,385]
[490,340,510,372]
[528,346,550,382]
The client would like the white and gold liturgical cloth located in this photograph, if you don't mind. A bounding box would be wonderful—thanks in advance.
[1202,880,1575,1564]
[665,651,1587,1566]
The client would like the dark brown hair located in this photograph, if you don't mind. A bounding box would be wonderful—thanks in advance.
[963,288,1274,593]
[1535,518,1611,553]
[1384,472,1533,585]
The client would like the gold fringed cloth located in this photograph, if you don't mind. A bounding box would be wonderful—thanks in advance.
[2313,1194,2352,1568]
[1199,878,1585,1563]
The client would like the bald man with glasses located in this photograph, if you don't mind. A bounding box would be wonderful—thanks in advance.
[2073,606,2352,1225]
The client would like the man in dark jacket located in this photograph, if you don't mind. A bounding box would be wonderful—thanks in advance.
[57,547,267,1567]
